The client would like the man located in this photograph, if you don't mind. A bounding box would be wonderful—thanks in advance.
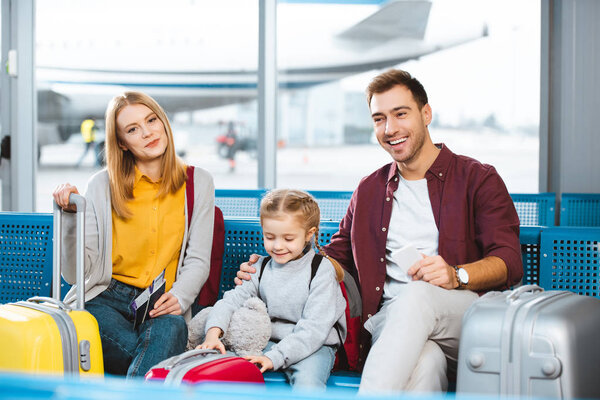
[237,69,522,393]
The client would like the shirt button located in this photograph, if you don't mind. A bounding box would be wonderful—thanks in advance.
[376,286,380,291]
[386,197,390,201]
[394,177,398,182]
[150,250,155,255]
[439,172,443,177]
[367,313,372,318]
[380,258,384,262]
[359,344,363,349]
[153,207,157,211]
[382,227,387,232]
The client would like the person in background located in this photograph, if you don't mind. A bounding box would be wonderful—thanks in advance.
[53,91,215,377]
[76,117,98,166]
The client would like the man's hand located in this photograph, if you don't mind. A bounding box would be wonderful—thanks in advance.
[234,254,260,285]
[149,292,182,317]
[407,255,458,290]
[244,355,274,373]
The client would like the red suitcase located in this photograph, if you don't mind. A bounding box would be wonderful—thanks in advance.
[145,349,265,385]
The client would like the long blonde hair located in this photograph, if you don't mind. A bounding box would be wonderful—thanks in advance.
[259,189,344,282]
[105,91,186,219]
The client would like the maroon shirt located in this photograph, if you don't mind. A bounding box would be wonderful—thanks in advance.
[324,144,522,364]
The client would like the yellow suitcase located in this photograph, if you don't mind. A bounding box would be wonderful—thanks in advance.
[0,194,103,376]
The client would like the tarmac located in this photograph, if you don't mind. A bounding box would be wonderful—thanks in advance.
[33,127,538,212]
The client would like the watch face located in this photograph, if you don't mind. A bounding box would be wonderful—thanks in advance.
[458,268,469,284]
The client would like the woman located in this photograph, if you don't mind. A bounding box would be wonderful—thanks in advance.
[53,91,214,377]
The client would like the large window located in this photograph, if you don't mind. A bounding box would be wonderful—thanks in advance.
[35,0,259,211]
[276,0,540,192]
[33,0,540,212]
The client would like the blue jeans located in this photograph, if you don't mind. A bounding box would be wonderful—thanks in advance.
[264,341,336,390]
[86,279,187,378]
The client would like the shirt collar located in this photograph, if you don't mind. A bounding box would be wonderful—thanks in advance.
[134,166,160,185]
[426,143,452,182]
[386,143,452,183]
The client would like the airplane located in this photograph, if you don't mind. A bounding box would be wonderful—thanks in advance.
[34,0,488,150]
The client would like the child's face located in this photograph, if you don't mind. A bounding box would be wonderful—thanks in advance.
[262,213,316,265]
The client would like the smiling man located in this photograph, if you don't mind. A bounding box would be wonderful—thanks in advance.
[322,69,523,393]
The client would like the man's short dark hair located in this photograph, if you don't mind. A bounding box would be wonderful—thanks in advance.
[366,69,429,110]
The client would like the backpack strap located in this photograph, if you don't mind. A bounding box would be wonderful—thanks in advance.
[185,165,194,227]
[258,256,271,283]
[309,253,323,289]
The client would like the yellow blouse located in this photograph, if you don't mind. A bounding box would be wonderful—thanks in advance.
[111,168,185,291]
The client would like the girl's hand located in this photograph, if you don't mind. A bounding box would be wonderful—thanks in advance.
[52,183,80,213]
[149,292,181,317]
[244,355,274,373]
[196,328,226,354]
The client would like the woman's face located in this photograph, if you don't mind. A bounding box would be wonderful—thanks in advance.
[116,103,168,164]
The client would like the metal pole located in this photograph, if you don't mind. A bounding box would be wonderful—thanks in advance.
[258,0,277,189]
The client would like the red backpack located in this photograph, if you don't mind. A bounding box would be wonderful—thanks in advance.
[185,165,225,307]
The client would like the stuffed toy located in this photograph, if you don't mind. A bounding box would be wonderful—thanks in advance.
[187,296,271,357]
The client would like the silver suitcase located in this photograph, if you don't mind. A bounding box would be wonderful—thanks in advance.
[457,285,600,398]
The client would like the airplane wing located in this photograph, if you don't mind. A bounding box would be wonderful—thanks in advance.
[336,0,431,41]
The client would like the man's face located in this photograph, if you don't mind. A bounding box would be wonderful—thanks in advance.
[370,85,432,166]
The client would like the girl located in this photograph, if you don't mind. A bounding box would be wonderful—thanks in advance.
[198,189,346,389]
[53,91,214,377]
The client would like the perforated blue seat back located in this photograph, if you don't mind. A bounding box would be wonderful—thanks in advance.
[0,213,53,303]
[219,218,266,298]
[309,191,353,221]
[519,226,542,286]
[560,193,600,226]
[540,227,600,297]
[215,189,266,217]
[510,193,556,226]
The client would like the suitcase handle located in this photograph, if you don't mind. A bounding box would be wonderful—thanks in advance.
[507,284,543,302]
[27,296,71,312]
[53,193,86,310]
[162,349,219,369]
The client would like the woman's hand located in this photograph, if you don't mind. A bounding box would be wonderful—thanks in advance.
[52,183,80,213]
[196,327,226,354]
[244,355,273,373]
[149,292,181,317]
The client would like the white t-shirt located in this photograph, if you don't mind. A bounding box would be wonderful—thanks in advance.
[383,174,439,300]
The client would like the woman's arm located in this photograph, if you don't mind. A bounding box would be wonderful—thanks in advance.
[169,167,215,313]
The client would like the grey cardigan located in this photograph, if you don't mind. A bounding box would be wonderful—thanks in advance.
[61,167,215,319]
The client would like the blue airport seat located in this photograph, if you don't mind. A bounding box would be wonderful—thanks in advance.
[0,213,53,303]
[308,190,353,221]
[510,193,556,226]
[559,193,600,226]
[539,227,600,297]
[215,189,267,218]
[519,226,542,286]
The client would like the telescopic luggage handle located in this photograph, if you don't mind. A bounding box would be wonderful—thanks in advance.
[52,193,86,310]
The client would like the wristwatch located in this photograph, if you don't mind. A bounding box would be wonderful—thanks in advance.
[454,265,469,289]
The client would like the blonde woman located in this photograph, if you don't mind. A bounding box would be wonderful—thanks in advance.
[53,92,214,377]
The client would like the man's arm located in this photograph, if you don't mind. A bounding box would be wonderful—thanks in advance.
[408,165,521,292]
[407,255,507,290]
